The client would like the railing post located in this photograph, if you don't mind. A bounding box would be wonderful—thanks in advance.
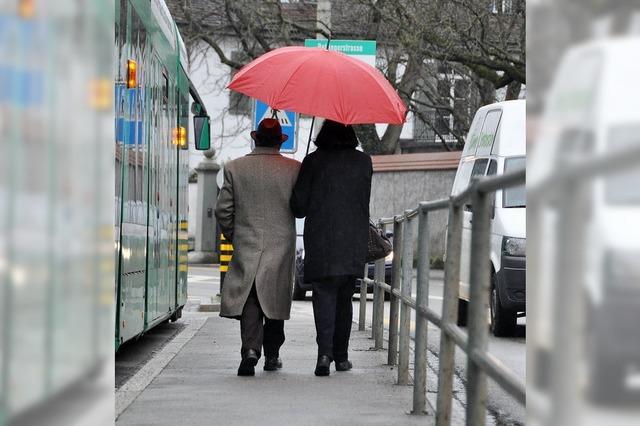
[371,262,377,340]
[373,218,386,350]
[398,212,414,386]
[373,256,385,350]
[550,181,584,426]
[412,205,431,415]
[466,189,492,426]
[436,201,463,426]
[359,263,367,331]
[388,217,403,366]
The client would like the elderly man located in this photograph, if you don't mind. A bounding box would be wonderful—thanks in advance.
[215,118,300,376]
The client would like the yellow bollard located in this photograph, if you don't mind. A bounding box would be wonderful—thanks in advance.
[219,233,233,293]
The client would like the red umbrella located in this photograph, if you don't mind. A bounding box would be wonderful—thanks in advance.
[228,46,407,125]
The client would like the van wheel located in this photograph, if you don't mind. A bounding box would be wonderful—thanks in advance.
[292,275,306,300]
[490,275,516,337]
[457,299,468,327]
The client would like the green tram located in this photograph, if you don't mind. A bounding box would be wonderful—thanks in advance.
[115,0,210,350]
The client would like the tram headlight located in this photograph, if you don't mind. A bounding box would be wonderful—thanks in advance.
[172,126,187,148]
[127,59,137,89]
[19,0,35,19]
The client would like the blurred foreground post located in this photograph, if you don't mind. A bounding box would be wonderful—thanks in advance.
[413,205,431,415]
[466,190,492,425]
[436,202,463,426]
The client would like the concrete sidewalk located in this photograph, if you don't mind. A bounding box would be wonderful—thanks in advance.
[116,305,436,425]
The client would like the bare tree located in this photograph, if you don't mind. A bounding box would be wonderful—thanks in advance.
[169,0,525,154]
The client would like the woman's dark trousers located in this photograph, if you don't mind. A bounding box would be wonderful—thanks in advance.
[240,284,285,359]
[311,275,357,361]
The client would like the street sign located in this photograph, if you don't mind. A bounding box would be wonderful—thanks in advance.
[304,39,377,67]
[253,99,297,153]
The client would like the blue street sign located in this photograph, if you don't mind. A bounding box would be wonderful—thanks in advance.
[253,99,297,153]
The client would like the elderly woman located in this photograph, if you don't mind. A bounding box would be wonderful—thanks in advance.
[290,119,373,376]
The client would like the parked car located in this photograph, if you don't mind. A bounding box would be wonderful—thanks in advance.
[293,219,393,300]
[450,99,526,337]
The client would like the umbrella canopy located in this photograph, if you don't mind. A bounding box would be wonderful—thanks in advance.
[228,46,407,125]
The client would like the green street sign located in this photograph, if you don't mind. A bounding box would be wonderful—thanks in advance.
[304,39,376,67]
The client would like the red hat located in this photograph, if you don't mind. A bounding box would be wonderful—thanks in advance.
[250,118,288,143]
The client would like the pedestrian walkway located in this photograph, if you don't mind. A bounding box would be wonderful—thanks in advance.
[115,303,442,425]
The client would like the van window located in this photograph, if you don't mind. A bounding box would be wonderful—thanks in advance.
[503,156,526,208]
[487,159,498,176]
[605,125,640,204]
[464,111,486,156]
[549,51,601,121]
[452,159,474,195]
[474,110,502,156]
[471,158,489,178]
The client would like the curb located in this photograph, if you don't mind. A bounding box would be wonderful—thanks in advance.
[198,303,220,312]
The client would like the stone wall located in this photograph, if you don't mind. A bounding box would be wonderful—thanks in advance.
[369,152,461,257]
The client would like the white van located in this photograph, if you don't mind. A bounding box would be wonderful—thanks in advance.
[450,99,526,337]
[528,38,640,404]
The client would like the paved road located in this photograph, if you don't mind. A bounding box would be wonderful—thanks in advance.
[185,265,221,308]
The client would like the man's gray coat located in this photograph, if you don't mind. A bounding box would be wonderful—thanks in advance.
[215,147,301,320]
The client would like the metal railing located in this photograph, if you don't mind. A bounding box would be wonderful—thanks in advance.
[358,168,526,425]
[526,142,640,425]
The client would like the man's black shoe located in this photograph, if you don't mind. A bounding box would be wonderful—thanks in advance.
[335,360,353,372]
[264,357,283,371]
[238,349,259,376]
[314,355,331,377]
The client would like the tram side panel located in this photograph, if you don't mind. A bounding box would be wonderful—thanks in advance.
[177,75,190,313]
[115,0,188,348]
[116,2,147,345]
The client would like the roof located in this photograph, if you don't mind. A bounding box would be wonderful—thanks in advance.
[371,151,461,172]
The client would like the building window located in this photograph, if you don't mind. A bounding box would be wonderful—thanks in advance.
[228,51,251,116]
[414,110,435,144]
[453,79,470,135]
[435,78,452,135]
[490,0,514,14]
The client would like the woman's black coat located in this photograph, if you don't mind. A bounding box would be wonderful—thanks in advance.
[290,147,373,282]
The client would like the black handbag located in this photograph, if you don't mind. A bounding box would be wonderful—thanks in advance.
[366,221,392,262]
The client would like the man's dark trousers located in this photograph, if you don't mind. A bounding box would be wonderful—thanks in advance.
[311,275,356,362]
[240,284,285,358]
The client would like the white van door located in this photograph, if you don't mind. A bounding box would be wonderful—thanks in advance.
[459,158,491,301]
[458,109,503,304]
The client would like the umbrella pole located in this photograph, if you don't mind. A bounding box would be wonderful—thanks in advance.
[305,116,316,156]
[304,37,330,156]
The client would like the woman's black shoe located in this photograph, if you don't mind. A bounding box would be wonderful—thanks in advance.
[264,357,283,371]
[314,355,331,376]
[238,349,259,376]
[335,360,352,372]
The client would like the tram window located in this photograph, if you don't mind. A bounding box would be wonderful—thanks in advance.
[162,71,169,105]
